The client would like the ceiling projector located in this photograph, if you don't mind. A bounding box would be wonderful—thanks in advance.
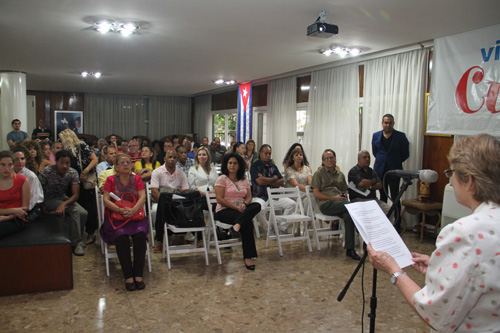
[307,11,338,38]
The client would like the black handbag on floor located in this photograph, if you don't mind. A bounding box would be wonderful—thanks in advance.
[160,192,205,228]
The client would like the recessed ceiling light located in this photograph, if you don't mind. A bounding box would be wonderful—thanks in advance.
[81,71,102,78]
[319,46,362,57]
[92,19,139,36]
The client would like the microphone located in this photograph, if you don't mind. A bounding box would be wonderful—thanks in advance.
[386,169,438,183]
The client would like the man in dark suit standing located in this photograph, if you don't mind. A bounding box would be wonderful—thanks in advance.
[372,114,409,231]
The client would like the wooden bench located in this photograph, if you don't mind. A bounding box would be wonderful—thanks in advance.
[0,216,73,296]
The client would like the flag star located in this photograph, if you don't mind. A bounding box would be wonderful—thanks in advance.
[243,88,248,98]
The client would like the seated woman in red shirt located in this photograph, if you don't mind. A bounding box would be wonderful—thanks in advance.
[215,153,261,270]
[0,151,30,239]
[100,153,148,291]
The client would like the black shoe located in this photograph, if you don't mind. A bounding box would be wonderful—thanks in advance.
[125,282,136,291]
[135,280,146,290]
[230,227,241,239]
[346,249,361,261]
[244,260,255,271]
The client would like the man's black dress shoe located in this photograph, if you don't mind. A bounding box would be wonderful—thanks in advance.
[346,249,361,261]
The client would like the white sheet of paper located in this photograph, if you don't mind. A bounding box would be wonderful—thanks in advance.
[172,194,186,200]
[348,181,370,197]
[345,200,414,268]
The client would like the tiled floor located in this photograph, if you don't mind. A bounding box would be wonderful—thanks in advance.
[1,231,436,332]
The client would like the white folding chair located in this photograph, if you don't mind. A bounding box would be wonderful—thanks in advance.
[146,183,156,248]
[205,192,242,265]
[266,187,313,256]
[305,186,345,250]
[161,196,209,269]
[95,185,105,254]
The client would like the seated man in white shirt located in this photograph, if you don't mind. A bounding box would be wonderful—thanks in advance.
[96,145,117,177]
[150,148,189,252]
[12,145,44,222]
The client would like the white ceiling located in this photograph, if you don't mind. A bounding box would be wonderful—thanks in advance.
[1,0,499,97]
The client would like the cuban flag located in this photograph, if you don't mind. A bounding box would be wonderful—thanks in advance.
[237,82,252,143]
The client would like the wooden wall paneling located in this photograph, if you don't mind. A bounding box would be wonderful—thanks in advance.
[296,76,310,103]
[422,135,454,203]
[252,84,267,107]
[212,90,238,111]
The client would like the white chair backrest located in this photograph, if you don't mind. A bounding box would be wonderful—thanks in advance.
[305,186,321,216]
[206,192,218,221]
[267,186,304,215]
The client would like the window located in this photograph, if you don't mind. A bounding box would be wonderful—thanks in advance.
[212,112,236,147]
[296,102,308,144]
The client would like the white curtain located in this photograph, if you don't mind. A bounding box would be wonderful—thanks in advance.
[194,94,212,140]
[84,93,145,139]
[148,96,191,139]
[361,49,429,197]
[267,76,297,168]
[304,64,360,172]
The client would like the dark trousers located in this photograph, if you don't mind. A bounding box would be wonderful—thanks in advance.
[216,203,261,259]
[380,174,402,225]
[115,232,147,280]
[0,218,24,240]
[79,187,98,234]
[319,200,356,250]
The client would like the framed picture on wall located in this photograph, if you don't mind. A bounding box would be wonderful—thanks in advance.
[54,110,83,141]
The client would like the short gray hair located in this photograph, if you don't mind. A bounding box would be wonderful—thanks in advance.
[357,150,370,159]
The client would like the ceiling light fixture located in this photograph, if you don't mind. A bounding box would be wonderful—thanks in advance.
[320,46,362,57]
[81,71,102,78]
[213,79,236,85]
[92,19,139,36]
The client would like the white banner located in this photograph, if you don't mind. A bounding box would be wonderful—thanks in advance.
[427,24,500,135]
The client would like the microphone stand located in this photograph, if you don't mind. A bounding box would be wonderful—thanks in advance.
[337,176,413,333]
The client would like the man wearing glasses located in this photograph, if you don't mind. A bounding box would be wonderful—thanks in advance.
[127,138,141,163]
[311,149,360,261]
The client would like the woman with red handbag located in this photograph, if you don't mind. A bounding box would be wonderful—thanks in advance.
[100,153,148,291]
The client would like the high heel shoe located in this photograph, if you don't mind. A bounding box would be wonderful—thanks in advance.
[244,259,255,271]
[230,226,241,239]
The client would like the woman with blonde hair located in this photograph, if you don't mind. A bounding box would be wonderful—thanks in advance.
[368,134,500,332]
[58,129,99,244]
[188,146,218,198]
[100,153,148,291]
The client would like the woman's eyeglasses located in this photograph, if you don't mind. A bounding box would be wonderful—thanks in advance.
[118,161,132,166]
[443,169,455,178]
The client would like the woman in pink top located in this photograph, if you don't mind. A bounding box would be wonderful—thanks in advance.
[215,153,261,270]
